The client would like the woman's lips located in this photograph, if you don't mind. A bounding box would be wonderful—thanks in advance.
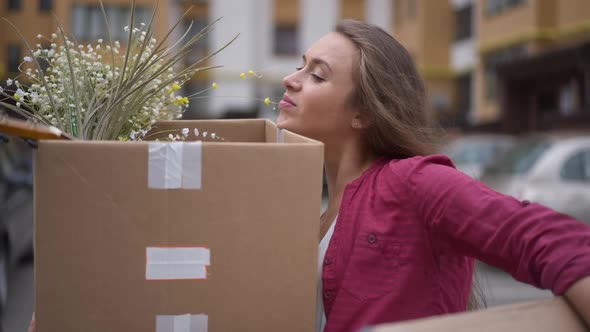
[279,95,296,110]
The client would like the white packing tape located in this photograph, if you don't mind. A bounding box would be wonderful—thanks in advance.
[277,129,285,143]
[148,141,202,189]
[156,314,208,332]
[146,247,211,280]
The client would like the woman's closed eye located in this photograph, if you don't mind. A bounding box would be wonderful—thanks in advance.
[295,67,325,82]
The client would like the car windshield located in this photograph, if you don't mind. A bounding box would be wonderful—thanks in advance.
[447,141,507,165]
[484,139,552,175]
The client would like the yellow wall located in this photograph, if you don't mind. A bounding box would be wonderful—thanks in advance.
[0,0,174,78]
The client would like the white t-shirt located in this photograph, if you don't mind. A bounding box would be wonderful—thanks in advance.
[316,216,337,332]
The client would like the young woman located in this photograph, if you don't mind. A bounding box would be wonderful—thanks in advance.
[28,19,590,332]
[276,20,590,332]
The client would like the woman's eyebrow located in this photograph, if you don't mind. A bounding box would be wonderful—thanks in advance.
[302,54,333,74]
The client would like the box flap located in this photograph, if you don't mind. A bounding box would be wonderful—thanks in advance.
[366,298,587,332]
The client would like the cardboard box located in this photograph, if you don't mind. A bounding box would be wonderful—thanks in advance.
[365,297,587,332]
[34,119,324,331]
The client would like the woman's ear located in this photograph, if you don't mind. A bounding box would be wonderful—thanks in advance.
[351,112,370,130]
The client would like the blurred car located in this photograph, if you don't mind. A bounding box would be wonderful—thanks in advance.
[0,137,34,319]
[481,134,590,223]
[443,134,515,179]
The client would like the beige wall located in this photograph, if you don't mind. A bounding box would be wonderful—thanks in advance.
[274,0,299,24]
[478,0,536,51]
[473,63,500,123]
[393,0,421,61]
[341,0,365,21]
[420,0,452,67]
[557,0,590,27]
[392,0,454,119]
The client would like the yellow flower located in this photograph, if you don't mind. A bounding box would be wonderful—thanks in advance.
[212,82,218,89]
[13,94,20,101]
[172,83,181,90]
[248,70,255,76]
[174,96,189,106]
[240,72,246,79]
[264,97,270,106]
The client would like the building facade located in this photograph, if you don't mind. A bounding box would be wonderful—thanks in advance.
[0,0,174,77]
[392,0,590,132]
[3,0,588,128]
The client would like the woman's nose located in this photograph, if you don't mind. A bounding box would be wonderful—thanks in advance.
[283,72,301,91]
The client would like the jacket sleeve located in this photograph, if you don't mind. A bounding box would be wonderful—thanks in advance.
[395,155,590,295]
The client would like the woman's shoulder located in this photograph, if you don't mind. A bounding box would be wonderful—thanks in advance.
[382,154,457,178]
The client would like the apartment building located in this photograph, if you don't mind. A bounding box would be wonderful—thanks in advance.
[6,0,585,127]
[394,0,590,132]
[0,0,173,77]
[478,0,590,132]
[204,0,392,119]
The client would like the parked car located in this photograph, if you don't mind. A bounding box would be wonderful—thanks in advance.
[481,134,590,223]
[0,137,34,319]
[442,134,515,179]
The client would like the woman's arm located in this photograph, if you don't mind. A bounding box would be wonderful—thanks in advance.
[392,155,590,296]
[566,276,590,327]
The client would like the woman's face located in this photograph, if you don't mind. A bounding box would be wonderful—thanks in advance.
[277,32,360,144]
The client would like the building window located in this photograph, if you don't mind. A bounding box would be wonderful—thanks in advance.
[183,83,210,119]
[71,5,152,41]
[184,18,209,65]
[274,25,298,56]
[8,0,21,10]
[7,45,21,73]
[485,0,526,17]
[455,5,472,41]
[484,44,527,100]
[406,0,417,18]
[40,0,52,11]
[457,73,472,118]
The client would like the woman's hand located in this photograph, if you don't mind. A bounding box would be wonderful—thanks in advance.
[565,276,590,327]
[28,312,35,332]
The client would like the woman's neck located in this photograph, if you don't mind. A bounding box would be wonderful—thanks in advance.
[323,139,376,215]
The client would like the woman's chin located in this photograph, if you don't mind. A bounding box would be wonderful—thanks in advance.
[276,114,290,129]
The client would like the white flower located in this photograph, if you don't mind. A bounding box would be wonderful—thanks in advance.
[211,133,216,139]
[168,134,174,140]
[203,131,208,138]
[98,39,103,44]
[24,56,33,62]
[6,79,13,86]
[51,33,57,39]
[181,128,189,136]
[16,102,21,107]
[0,87,3,93]
[37,34,43,39]
[194,128,199,137]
